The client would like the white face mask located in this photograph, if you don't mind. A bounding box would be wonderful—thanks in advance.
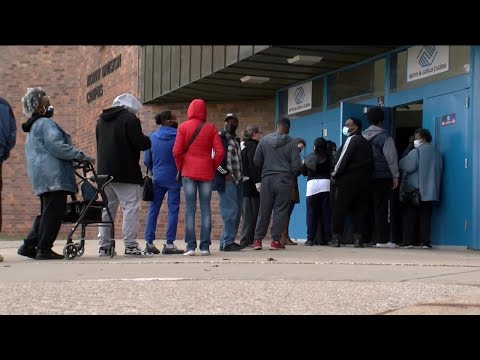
[342,126,350,136]
[413,139,422,148]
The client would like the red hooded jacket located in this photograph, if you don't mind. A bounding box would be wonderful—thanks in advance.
[173,99,224,181]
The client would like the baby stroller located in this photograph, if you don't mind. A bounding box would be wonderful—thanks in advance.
[62,160,115,260]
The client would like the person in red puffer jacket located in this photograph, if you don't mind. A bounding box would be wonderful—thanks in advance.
[173,99,224,256]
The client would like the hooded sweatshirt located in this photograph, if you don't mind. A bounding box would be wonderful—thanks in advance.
[96,107,151,185]
[362,125,399,180]
[253,132,301,179]
[144,125,180,188]
[172,99,224,181]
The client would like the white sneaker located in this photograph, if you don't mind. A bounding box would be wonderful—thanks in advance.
[200,250,210,256]
[125,246,152,257]
[375,243,388,248]
[401,245,414,249]
[385,242,398,248]
[184,250,195,256]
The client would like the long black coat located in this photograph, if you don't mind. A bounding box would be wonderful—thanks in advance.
[241,139,262,197]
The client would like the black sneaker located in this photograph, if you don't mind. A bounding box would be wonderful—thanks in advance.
[36,249,64,260]
[17,244,37,259]
[161,244,185,255]
[304,240,314,246]
[223,242,243,252]
[145,243,161,254]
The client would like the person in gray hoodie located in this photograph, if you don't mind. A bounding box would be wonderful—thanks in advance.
[362,107,400,248]
[399,128,442,248]
[252,117,302,250]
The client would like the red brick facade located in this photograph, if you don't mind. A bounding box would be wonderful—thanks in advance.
[0,46,275,243]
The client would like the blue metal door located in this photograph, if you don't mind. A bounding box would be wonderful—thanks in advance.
[423,89,472,247]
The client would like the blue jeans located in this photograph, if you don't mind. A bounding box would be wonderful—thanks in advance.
[218,181,243,248]
[144,181,180,244]
[182,177,213,251]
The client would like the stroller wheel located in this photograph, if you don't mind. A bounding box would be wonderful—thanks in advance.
[63,243,78,260]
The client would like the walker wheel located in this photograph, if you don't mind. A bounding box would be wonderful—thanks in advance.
[109,241,116,258]
[63,243,78,260]
[75,243,85,257]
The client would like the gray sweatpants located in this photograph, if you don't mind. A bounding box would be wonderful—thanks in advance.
[98,182,142,249]
[254,175,293,242]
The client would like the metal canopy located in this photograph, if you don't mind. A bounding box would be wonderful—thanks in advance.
[145,45,400,104]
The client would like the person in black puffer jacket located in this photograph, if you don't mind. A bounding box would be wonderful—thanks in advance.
[301,137,332,246]
[96,93,151,257]
[239,124,263,248]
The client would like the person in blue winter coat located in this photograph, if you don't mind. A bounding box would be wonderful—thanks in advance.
[144,111,184,255]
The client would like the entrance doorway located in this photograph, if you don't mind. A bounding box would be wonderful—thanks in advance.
[393,101,423,158]
[391,101,423,245]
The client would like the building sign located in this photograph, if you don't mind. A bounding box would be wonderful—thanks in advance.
[407,46,449,82]
[439,113,456,127]
[86,54,122,104]
[288,81,312,115]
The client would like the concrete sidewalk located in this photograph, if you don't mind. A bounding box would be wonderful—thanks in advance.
[1,239,479,314]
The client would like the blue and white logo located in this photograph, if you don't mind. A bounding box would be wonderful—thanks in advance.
[417,46,438,68]
[294,87,305,104]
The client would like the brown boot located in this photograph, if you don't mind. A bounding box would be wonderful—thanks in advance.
[281,222,297,246]
[284,237,298,246]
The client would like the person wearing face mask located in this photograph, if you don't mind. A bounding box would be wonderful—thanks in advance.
[399,128,442,249]
[17,88,94,260]
[96,93,151,257]
[331,117,373,248]
[214,113,244,251]
[143,111,184,255]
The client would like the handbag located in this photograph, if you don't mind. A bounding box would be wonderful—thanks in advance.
[142,170,154,201]
[142,148,154,201]
[400,148,421,207]
[176,122,205,182]
[402,188,421,207]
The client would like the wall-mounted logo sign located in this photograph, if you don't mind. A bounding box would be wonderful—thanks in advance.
[288,81,312,115]
[440,113,456,127]
[407,46,449,82]
[86,54,122,104]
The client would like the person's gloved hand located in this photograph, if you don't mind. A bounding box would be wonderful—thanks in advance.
[255,182,261,192]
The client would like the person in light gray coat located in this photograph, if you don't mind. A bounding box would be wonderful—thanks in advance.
[399,128,442,248]
[252,117,302,250]
[17,88,94,260]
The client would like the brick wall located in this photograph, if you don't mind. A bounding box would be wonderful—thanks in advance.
[0,45,276,245]
[0,46,81,237]
[138,99,275,243]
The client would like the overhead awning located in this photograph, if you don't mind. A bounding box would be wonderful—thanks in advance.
[142,45,401,104]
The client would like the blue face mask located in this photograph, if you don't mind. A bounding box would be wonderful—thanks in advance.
[342,126,350,136]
